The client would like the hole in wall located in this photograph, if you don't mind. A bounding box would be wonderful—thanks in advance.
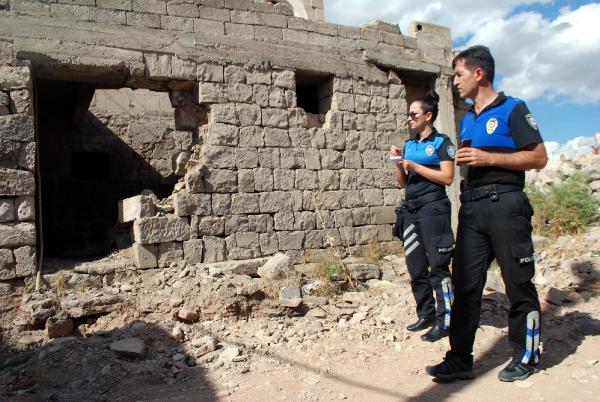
[36,80,182,260]
[295,70,333,128]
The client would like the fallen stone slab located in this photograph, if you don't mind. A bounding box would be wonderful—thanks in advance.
[60,292,129,318]
[21,293,58,325]
[343,258,381,281]
[111,338,145,359]
[206,257,268,277]
[73,259,129,275]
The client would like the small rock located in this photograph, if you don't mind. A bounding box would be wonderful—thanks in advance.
[110,338,145,359]
[173,353,186,362]
[345,259,381,280]
[305,308,327,318]
[561,258,593,274]
[237,282,261,296]
[120,284,133,292]
[585,359,599,368]
[191,336,218,357]
[544,287,572,306]
[170,298,184,307]
[178,307,200,323]
[257,253,291,279]
[303,295,327,307]
[279,298,303,308]
[349,312,368,324]
[46,316,74,339]
[221,347,240,360]
[172,326,184,340]
[279,284,301,300]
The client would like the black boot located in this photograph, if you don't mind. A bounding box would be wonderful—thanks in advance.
[407,317,435,332]
[421,324,449,342]
[426,355,475,382]
[498,359,538,382]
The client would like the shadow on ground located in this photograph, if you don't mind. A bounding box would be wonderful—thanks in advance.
[0,320,217,402]
[405,261,600,402]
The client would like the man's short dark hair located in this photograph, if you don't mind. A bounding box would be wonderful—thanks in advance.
[452,45,495,84]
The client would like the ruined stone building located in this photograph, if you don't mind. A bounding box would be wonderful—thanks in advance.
[0,0,458,280]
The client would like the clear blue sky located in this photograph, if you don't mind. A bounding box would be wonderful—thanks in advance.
[326,0,600,144]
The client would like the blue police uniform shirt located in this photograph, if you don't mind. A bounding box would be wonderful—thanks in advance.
[403,129,455,200]
[459,92,543,188]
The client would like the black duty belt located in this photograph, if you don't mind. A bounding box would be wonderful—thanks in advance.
[404,192,447,212]
[460,184,523,203]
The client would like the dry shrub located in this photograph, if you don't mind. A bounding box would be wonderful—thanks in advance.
[365,236,384,262]
[52,271,67,295]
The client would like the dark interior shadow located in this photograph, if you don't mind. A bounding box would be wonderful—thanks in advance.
[36,79,177,260]
[0,320,217,401]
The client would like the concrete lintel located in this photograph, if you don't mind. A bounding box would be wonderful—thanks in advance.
[363,49,441,75]
[1,15,390,84]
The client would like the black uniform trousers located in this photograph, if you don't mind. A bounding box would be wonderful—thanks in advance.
[449,189,541,365]
[402,197,454,329]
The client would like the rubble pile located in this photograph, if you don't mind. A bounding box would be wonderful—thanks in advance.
[527,152,600,200]
[1,222,600,399]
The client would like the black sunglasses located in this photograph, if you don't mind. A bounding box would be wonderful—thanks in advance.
[408,111,425,119]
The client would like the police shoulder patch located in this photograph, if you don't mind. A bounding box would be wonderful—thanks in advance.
[447,145,456,159]
[486,118,498,134]
[525,113,539,131]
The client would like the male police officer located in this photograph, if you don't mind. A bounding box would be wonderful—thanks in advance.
[426,45,548,382]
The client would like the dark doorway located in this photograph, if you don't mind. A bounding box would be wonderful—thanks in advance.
[36,80,175,259]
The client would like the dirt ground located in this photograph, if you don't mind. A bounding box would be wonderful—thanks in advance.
[2,227,600,401]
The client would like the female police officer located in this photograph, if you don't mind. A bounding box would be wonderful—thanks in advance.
[390,91,456,342]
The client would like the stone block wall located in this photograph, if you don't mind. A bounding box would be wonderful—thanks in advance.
[125,63,407,268]
[0,62,37,280]
[0,0,457,274]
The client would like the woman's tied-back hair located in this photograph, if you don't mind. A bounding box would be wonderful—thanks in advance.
[415,90,440,122]
[452,45,495,84]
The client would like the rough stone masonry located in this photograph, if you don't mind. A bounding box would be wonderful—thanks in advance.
[0,0,459,278]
